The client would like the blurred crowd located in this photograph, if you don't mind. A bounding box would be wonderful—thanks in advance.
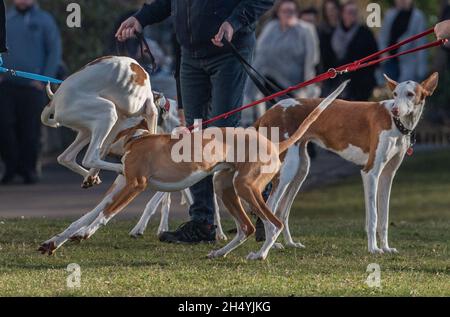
[0,0,449,185]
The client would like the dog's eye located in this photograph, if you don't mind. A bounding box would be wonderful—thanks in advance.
[407,92,415,98]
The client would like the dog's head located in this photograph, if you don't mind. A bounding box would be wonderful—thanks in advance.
[109,118,150,158]
[384,72,439,118]
[153,91,171,124]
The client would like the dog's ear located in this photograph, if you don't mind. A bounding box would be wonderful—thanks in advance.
[384,74,398,92]
[421,72,439,97]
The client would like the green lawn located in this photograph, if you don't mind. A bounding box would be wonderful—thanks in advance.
[0,150,449,297]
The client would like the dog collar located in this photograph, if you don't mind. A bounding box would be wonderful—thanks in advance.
[393,117,413,136]
[164,98,171,112]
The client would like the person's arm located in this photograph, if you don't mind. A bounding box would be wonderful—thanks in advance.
[42,15,62,78]
[212,0,274,47]
[116,0,171,42]
[435,20,450,40]
[134,0,171,28]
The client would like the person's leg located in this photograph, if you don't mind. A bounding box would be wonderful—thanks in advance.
[158,53,217,244]
[16,85,46,183]
[0,0,6,54]
[0,83,20,183]
[178,54,217,226]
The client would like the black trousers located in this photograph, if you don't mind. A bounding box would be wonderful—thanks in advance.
[0,82,46,176]
[0,0,6,53]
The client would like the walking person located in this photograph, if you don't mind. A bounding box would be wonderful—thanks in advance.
[0,0,62,185]
[116,0,274,244]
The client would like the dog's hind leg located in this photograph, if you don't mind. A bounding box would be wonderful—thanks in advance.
[157,193,171,235]
[377,152,403,254]
[208,171,255,259]
[38,175,126,255]
[129,191,166,237]
[56,129,90,178]
[273,143,310,249]
[82,99,123,176]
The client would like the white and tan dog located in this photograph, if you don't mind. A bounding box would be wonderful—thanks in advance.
[252,73,439,257]
[38,82,349,257]
[41,56,159,188]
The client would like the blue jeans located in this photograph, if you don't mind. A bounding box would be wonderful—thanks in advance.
[180,48,252,225]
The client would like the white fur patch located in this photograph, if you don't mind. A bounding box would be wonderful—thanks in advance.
[276,98,299,110]
[336,144,369,166]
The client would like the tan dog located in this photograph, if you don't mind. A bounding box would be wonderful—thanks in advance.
[38,82,349,258]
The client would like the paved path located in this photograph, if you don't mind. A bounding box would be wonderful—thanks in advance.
[0,149,358,220]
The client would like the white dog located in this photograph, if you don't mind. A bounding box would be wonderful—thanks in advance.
[41,56,159,188]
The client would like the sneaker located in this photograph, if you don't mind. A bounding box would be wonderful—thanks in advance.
[159,220,216,244]
[255,217,266,242]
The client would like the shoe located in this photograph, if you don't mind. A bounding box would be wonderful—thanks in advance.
[255,217,266,242]
[159,220,216,244]
[1,173,15,185]
[22,172,39,185]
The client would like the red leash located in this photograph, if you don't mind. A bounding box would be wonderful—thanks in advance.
[188,27,448,131]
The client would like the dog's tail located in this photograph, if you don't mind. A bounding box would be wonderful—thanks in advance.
[278,80,349,154]
[41,83,60,128]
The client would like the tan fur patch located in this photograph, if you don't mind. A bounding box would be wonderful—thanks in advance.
[130,63,147,86]
[256,98,393,172]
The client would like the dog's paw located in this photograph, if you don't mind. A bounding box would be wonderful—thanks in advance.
[38,241,57,256]
[207,250,226,259]
[272,243,284,250]
[81,175,102,189]
[382,247,398,254]
[369,247,384,255]
[286,242,306,249]
[246,252,266,261]
[129,229,144,239]
[216,232,228,241]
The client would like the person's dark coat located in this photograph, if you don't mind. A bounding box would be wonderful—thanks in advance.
[0,0,6,52]
[134,0,274,58]
[336,25,378,101]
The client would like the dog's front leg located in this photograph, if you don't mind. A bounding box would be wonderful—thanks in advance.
[157,193,171,235]
[377,152,404,254]
[38,175,126,255]
[361,170,383,254]
[144,98,158,134]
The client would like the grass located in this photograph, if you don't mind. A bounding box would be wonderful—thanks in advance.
[0,150,449,297]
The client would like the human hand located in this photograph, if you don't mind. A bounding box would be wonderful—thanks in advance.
[211,21,234,47]
[435,20,450,40]
[115,17,143,42]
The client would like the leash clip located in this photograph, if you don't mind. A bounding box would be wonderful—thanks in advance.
[328,68,348,79]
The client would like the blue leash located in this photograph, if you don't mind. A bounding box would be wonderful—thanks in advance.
[0,54,63,84]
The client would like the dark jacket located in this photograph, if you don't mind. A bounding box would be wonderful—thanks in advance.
[134,0,273,58]
[0,0,6,52]
[337,25,378,101]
